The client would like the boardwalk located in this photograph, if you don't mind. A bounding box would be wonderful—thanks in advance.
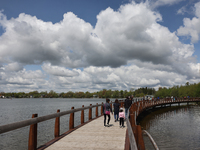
[45,115,127,150]
[2,98,198,150]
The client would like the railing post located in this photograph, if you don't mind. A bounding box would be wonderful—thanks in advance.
[124,130,131,150]
[81,105,84,124]
[54,109,60,138]
[130,112,138,147]
[121,101,124,107]
[96,103,98,118]
[130,113,136,126]
[121,101,123,107]
[28,114,38,150]
[69,107,74,129]
[101,102,103,115]
[136,125,145,150]
[89,104,92,120]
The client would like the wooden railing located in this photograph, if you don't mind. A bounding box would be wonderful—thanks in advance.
[125,97,200,150]
[0,102,109,150]
[0,100,125,150]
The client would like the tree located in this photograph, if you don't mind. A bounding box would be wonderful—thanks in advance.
[48,90,58,98]
[113,90,119,98]
[120,90,124,98]
[85,91,92,98]
[185,82,190,86]
[66,91,74,98]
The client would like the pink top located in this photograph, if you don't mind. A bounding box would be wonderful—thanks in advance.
[119,112,125,119]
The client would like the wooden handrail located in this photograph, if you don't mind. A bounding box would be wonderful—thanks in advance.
[126,118,138,150]
[126,97,200,150]
[0,103,104,134]
[143,130,159,150]
[0,101,120,150]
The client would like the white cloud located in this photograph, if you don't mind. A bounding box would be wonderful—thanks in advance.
[0,68,48,92]
[42,63,79,77]
[177,2,200,43]
[4,62,23,72]
[0,62,199,93]
[147,0,184,9]
[0,2,199,92]
[43,64,199,92]
[177,6,187,15]
[0,2,194,69]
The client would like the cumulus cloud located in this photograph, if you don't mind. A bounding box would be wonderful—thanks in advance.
[39,64,199,92]
[42,63,79,77]
[0,67,47,92]
[0,2,195,69]
[4,62,23,72]
[0,63,199,93]
[147,0,184,9]
[177,5,194,15]
[0,2,199,92]
[177,0,200,15]
[177,2,200,43]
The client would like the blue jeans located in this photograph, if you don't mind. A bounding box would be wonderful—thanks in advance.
[125,108,129,119]
[114,112,119,120]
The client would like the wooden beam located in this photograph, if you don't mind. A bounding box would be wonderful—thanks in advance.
[69,107,74,129]
[54,109,60,138]
[28,114,38,150]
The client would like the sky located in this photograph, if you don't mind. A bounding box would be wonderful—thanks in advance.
[0,0,200,93]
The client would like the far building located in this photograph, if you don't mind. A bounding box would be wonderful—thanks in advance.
[93,95,98,98]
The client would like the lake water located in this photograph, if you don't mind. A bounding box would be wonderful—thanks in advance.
[0,98,110,150]
[139,104,200,150]
[1,99,200,150]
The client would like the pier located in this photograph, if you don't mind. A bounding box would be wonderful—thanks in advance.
[0,97,200,150]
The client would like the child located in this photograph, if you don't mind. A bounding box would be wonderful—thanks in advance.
[119,108,125,128]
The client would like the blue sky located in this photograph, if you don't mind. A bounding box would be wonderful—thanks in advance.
[0,0,200,93]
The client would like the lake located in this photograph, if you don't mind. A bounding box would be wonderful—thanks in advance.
[0,98,110,150]
[139,104,200,150]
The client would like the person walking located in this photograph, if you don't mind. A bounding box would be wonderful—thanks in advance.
[103,98,113,127]
[119,108,125,128]
[113,99,120,122]
[124,96,132,119]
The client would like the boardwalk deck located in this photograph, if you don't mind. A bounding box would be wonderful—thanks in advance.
[45,115,127,150]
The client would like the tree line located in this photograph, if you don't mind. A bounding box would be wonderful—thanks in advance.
[154,82,200,98]
[0,82,199,98]
[0,87,155,98]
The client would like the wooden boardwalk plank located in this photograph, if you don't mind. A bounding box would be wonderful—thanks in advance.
[45,115,127,150]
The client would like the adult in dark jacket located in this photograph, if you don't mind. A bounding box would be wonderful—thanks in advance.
[124,96,132,119]
[103,98,113,127]
[113,99,120,122]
